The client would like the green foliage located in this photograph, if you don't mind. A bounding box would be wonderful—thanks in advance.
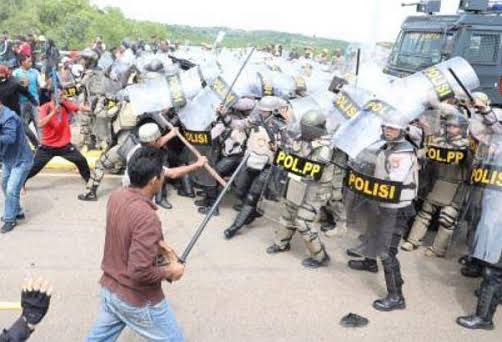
[0,0,348,53]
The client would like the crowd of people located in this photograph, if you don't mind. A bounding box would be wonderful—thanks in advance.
[1,33,501,341]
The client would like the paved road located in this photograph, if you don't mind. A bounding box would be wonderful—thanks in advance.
[0,173,500,341]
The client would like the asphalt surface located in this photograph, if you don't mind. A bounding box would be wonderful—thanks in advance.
[0,172,500,341]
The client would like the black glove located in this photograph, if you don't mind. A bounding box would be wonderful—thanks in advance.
[21,287,51,325]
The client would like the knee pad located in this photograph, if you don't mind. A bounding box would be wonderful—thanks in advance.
[417,202,435,220]
[438,206,458,229]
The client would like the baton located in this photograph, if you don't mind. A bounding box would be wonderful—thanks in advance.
[156,114,227,187]
[180,153,250,263]
[221,47,255,111]
[355,48,361,77]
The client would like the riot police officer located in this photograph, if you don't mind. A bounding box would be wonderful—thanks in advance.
[78,48,102,149]
[347,116,418,311]
[265,109,333,269]
[223,96,289,238]
[460,92,500,278]
[401,112,470,257]
[456,99,502,330]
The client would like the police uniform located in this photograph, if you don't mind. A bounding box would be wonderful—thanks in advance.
[347,131,418,311]
[223,97,289,239]
[457,106,502,330]
[268,137,333,268]
[265,109,333,268]
[402,133,469,257]
[320,148,348,236]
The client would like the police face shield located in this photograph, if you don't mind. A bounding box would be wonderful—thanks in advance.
[469,129,502,266]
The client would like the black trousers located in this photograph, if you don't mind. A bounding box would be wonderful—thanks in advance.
[26,144,90,182]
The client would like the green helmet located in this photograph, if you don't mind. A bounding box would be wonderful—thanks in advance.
[300,109,327,141]
[443,112,468,138]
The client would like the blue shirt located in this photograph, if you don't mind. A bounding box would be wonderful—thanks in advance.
[0,105,33,165]
[13,67,40,104]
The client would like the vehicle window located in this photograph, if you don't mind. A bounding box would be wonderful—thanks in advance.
[464,32,500,64]
[389,31,443,70]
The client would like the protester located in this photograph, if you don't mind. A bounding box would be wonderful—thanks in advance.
[13,55,42,136]
[0,100,33,233]
[86,147,185,341]
[0,64,40,147]
[0,277,52,341]
[24,92,91,185]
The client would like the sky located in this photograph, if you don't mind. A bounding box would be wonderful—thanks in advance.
[90,0,461,43]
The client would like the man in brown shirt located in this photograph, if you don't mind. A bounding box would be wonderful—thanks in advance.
[87,147,194,342]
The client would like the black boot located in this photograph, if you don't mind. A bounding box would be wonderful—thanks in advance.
[78,186,97,201]
[155,191,173,210]
[373,259,406,311]
[348,258,378,273]
[224,205,255,239]
[302,253,330,269]
[461,258,483,278]
[198,187,219,216]
[457,281,498,330]
[266,243,291,254]
[177,175,195,198]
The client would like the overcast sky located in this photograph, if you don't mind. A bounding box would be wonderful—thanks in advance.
[90,0,461,43]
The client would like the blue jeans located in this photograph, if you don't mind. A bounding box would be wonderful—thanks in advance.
[2,161,32,223]
[86,288,184,342]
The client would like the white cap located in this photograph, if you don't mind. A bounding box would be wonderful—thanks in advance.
[138,123,161,144]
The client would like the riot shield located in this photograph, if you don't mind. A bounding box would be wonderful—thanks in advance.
[393,57,479,109]
[328,85,373,133]
[97,51,114,71]
[344,140,417,258]
[85,70,108,96]
[331,99,401,159]
[126,78,172,114]
[109,50,136,86]
[332,58,479,159]
[469,126,502,266]
[177,86,221,187]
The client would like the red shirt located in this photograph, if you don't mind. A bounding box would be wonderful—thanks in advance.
[39,100,79,148]
[18,42,32,57]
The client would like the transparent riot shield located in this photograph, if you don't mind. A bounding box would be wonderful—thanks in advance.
[327,85,373,133]
[331,99,400,159]
[177,86,221,187]
[344,140,418,258]
[97,51,114,71]
[469,126,502,266]
[126,78,172,114]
